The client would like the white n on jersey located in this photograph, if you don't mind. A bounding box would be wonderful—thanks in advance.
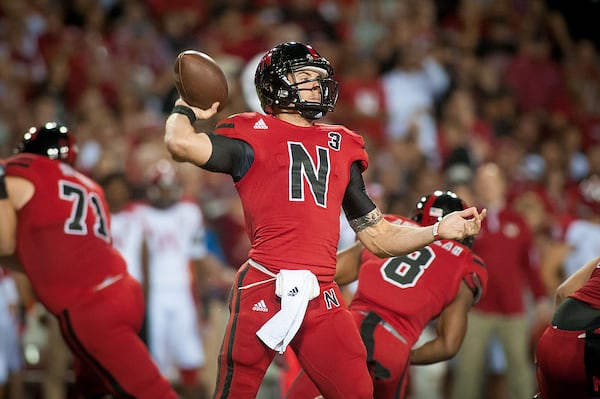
[138,200,208,291]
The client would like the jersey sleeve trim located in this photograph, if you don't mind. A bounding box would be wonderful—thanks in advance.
[216,122,234,129]
[464,272,484,304]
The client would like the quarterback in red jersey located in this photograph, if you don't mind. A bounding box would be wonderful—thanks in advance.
[287,190,488,399]
[0,123,177,399]
[535,255,600,399]
[164,42,486,399]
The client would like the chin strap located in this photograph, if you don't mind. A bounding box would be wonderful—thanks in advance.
[299,109,325,120]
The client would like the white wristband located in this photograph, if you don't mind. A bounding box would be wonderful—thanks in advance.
[432,222,441,241]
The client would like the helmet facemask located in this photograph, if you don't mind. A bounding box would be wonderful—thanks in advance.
[255,42,339,120]
[283,66,338,120]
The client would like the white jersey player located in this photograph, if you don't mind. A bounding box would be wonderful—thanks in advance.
[101,173,146,284]
[561,218,600,278]
[138,160,233,399]
[111,205,146,282]
[0,267,22,394]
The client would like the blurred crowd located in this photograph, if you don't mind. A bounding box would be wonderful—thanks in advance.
[0,0,599,398]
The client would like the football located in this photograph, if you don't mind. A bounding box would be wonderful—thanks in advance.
[173,50,229,111]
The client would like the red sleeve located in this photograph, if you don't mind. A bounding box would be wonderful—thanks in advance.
[340,126,369,172]
[463,254,488,305]
[214,115,236,135]
[5,154,39,180]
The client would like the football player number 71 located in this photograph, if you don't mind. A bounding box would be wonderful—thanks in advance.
[59,180,110,241]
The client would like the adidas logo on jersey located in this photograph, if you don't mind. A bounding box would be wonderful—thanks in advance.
[288,287,299,296]
[253,118,268,130]
[252,299,269,312]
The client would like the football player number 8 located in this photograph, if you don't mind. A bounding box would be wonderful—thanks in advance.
[59,181,110,242]
[380,247,435,288]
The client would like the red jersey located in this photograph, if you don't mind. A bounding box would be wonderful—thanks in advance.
[6,154,126,314]
[215,112,368,280]
[571,264,600,309]
[349,215,488,346]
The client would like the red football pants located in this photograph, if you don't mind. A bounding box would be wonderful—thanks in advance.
[536,325,588,399]
[287,310,411,399]
[57,275,177,399]
[213,262,373,399]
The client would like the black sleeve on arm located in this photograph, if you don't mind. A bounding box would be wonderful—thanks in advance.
[342,161,377,220]
[203,133,254,182]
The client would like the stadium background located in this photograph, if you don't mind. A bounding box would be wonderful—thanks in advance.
[0,0,599,398]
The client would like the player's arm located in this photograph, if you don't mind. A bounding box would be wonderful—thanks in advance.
[343,163,486,258]
[409,281,474,365]
[555,256,600,308]
[165,99,254,181]
[194,254,236,299]
[0,165,16,255]
[164,98,217,166]
[540,241,574,295]
[0,166,34,256]
[334,241,364,286]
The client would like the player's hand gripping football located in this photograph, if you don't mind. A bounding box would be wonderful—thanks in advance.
[437,207,487,241]
[175,97,220,121]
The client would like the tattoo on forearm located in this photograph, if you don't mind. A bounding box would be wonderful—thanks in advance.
[349,208,382,232]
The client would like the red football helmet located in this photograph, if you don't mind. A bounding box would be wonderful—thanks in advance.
[255,42,338,120]
[412,190,473,246]
[145,159,182,209]
[412,190,467,227]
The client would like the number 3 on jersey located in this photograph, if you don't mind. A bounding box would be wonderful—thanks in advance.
[59,180,110,242]
[380,247,436,288]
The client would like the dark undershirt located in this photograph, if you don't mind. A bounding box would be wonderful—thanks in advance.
[552,297,600,330]
[203,133,376,220]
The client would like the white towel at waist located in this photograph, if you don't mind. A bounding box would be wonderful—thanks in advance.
[256,269,320,354]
